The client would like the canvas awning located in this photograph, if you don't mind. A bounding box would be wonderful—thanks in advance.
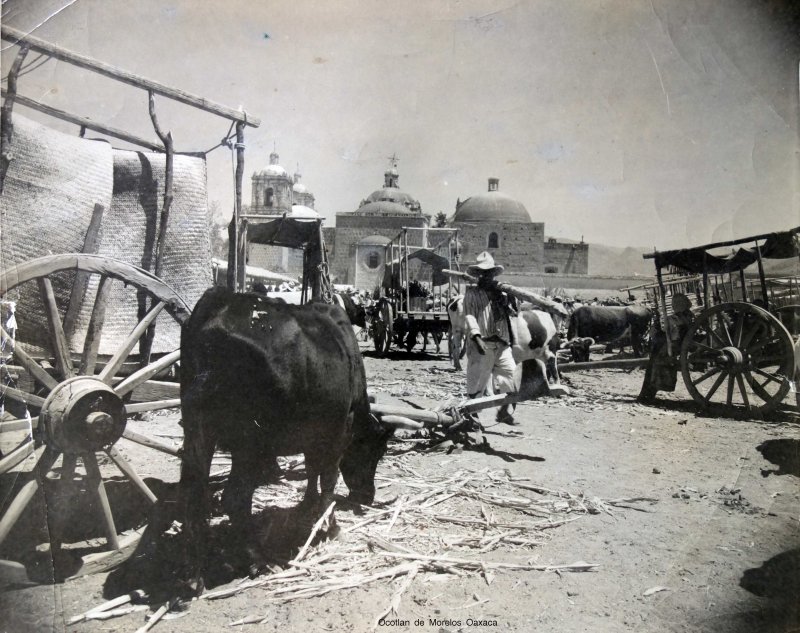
[650,227,800,274]
[246,215,322,250]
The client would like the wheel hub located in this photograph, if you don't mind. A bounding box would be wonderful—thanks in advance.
[719,346,745,367]
[40,376,126,453]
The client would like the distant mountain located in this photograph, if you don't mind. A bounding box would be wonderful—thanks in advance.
[582,241,799,278]
[587,243,653,277]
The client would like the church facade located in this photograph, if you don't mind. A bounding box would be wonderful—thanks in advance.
[324,168,588,289]
[245,150,318,277]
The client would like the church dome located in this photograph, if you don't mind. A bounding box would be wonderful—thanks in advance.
[293,182,308,194]
[453,178,531,223]
[256,150,289,178]
[363,188,419,208]
[357,200,417,216]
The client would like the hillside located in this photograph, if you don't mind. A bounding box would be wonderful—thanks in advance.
[587,243,653,277]
[584,242,798,278]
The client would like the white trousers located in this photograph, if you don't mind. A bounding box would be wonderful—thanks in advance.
[466,340,516,396]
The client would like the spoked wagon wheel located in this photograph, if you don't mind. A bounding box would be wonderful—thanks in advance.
[372,300,393,356]
[680,302,795,415]
[0,254,190,576]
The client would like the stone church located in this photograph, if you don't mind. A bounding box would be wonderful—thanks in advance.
[245,150,319,276]
[323,166,588,289]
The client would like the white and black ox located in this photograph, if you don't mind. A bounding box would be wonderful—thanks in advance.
[564,305,652,362]
[178,286,396,595]
[446,294,569,396]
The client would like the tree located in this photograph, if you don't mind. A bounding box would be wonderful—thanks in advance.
[208,200,230,259]
[434,211,447,228]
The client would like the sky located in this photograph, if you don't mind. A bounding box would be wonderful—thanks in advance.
[2,0,799,250]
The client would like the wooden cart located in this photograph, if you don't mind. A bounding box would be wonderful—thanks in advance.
[644,226,800,415]
[0,26,259,574]
[371,227,461,356]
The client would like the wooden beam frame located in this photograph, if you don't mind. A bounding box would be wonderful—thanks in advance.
[1,89,165,151]
[1,25,260,127]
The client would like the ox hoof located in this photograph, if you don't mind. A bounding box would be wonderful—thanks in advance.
[549,385,569,398]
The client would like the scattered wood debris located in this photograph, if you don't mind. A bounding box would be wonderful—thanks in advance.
[192,457,657,627]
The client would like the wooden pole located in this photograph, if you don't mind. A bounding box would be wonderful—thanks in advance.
[1,90,164,151]
[1,26,260,127]
[0,44,29,194]
[755,242,770,309]
[140,92,175,364]
[558,358,648,372]
[234,122,246,292]
[656,266,673,356]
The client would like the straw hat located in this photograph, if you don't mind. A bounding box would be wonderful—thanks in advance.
[467,251,504,276]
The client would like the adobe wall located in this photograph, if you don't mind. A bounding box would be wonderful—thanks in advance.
[543,241,589,274]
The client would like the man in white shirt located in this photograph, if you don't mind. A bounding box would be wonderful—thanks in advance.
[463,251,518,425]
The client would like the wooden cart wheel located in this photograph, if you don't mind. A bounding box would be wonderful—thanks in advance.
[0,254,190,576]
[680,302,795,415]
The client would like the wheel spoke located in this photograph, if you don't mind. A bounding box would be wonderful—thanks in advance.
[82,452,120,550]
[736,373,751,410]
[0,416,38,434]
[0,435,35,475]
[702,371,728,404]
[726,374,735,406]
[98,301,166,384]
[707,326,728,349]
[113,349,180,397]
[733,313,744,347]
[37,277,74,379]
[1,326,58,391]
[752,367,785,386]
[744,371,777,403]
[124,398,181,414]
[49,453,78,549]
[739,324,760,350]
[78,275,112,376]
[720,315,734,346]
[0,447,59,548]
[691,366,722,387]
[121,428,181,456]
[105,447,158,504]
[687,341,722,355]
[1,385,45,408]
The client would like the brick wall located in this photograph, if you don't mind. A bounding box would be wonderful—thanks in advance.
[454,221,545,272]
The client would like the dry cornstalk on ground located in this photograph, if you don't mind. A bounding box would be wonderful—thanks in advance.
[188,453,657,627]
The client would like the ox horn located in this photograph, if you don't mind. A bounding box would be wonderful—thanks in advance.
[585,337,595,346]
[379,415,424,430]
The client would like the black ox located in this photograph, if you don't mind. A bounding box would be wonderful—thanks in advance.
[178,286,392,594]
[566,305,652,361]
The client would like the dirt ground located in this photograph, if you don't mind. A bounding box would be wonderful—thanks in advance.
[2,340,800,633]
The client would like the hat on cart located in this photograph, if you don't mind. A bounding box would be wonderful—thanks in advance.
[467,251,504,276]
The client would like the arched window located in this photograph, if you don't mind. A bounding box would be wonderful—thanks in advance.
[367,251,380,269]
[265,187,274,208]
[487,232,499,249]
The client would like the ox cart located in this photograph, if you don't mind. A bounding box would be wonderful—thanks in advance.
[371,227,461,356]
[0,26,260,575]
[643,226,800,415]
